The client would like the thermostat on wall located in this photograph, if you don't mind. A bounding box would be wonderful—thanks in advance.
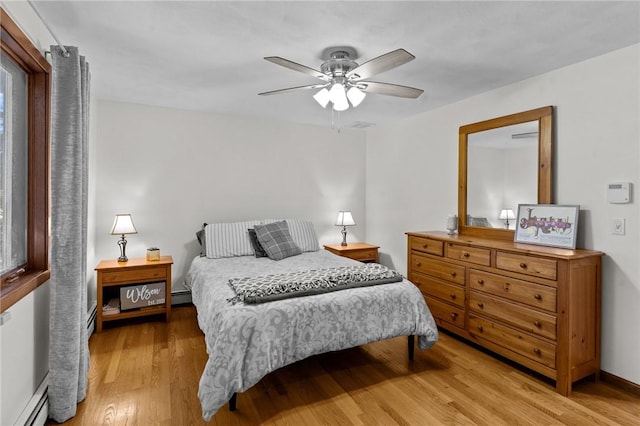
[607,182,631,204]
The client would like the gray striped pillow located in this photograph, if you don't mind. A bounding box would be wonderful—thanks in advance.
[284,219,319,252]
[205,220,262,258]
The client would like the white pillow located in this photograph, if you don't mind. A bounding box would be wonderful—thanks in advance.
[204,218,319,258]
[284,219,319,252]
[205,220,262,258]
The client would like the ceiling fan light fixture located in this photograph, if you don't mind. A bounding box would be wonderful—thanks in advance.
[329,82,348,105]
[347,86,366,107]
[313,88,330,108]
[333,98,349,112]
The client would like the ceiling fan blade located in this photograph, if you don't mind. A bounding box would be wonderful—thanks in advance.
[346,49,415,80]
[358,81,424,99]
[258,83,328,96]
[264,56,331,82]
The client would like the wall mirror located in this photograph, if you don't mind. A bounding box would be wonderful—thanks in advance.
[458,106,553,240]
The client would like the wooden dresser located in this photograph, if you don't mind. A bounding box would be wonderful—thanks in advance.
[407,231,603,395]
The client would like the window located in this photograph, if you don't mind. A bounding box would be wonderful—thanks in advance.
[0,8,51,312]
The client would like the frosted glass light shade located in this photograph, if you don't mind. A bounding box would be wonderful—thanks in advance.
[329,83,348,106]
[335,211,356,226]
[110,214,138,235]
[313,88,330,108]
[347,86,366,107]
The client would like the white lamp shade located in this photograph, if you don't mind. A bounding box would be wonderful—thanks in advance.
[347,86,366,107]
[110,214,138,235]
[499,209,516,220]
[313,88,330,108]
[335,211,356,226]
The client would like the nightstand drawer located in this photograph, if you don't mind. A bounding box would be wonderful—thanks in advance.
[349,248,378,261]
[102,267,167,284]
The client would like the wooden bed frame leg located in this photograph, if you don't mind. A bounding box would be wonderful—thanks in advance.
[408,335,415,361]
[229,392,237,411]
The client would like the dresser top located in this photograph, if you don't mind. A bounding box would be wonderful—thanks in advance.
[407,231,604,260]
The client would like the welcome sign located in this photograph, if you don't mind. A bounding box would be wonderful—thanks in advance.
[120,281,166,311]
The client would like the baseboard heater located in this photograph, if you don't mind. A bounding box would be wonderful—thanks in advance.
[172,289,192,305]
[15,373,48,426]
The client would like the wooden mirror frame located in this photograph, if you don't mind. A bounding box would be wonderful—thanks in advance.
[458,106,553,240]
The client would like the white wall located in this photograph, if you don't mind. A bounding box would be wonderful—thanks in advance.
[94,101,366,290]
[366,44,640,385]
[0,2,54,425]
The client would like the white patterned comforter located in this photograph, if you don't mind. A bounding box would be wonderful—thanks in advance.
[186,250,438,421]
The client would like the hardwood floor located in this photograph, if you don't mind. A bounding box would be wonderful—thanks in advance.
[50,305,639,425]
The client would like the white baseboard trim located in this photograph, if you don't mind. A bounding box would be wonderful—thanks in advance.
[15,373,48,426]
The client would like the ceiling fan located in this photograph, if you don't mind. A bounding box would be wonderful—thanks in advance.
[258,47,424,111]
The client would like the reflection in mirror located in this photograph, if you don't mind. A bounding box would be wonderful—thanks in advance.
[458,106,553,241]
[467,121,538,228]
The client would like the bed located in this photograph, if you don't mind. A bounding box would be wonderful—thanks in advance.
[186,219,438,421]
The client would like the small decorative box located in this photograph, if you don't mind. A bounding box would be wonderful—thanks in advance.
[146,247,160,261]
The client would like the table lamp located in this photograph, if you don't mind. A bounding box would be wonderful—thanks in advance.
[499,209,516,229]
[110,214,137,262]
[335,211,356,246]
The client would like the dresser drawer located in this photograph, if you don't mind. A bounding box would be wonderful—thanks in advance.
[496,252,557,281]
[411,254,465,285]
[469,270,557,312]
[425,296,465,329]
[411,272,465,308]
[446,243,491,266]
[410,236,444,256]
[101,267,167,284]
[469,315,556,369]
[469,292,557,340]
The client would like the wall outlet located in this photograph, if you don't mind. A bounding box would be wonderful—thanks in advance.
[612,218,625,235]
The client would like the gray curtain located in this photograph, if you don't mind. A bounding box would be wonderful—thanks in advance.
[48,45,90,423]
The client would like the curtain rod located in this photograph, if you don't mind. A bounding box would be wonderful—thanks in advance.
[27,0,69,57]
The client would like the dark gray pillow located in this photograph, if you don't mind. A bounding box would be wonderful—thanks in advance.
[247,228,268,258]
[196,223,207,257]
[254,221,302,261]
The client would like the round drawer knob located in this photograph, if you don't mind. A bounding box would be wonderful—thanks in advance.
[534,320,542,328]
[477,279,484,285]
[534,294,542,300]
[450,312,458,320]
[450,294,456,300]
[533,348,542,356]
[463,252,470,258]
[519,262,528,269]
[477,325,484,332]
[422,244,428,249]
[416,262,422,267]
[477,302,484,308]
[451,272,457,277]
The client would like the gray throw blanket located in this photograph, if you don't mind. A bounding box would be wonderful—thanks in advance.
[228,264,403,304]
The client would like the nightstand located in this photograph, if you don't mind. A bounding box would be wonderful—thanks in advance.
[95,256,173,332]
[323,242,379,263]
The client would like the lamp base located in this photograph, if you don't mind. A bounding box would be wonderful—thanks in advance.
[117,235,129,262]
[341,227,348,246]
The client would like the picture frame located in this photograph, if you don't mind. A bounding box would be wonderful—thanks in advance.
[514,204,579,249]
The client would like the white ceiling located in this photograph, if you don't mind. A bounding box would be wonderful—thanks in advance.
[32,1,640,129]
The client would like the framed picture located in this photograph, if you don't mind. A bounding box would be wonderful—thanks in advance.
[514,204,579,249]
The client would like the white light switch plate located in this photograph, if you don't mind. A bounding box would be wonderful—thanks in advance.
[612,218,625,235]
